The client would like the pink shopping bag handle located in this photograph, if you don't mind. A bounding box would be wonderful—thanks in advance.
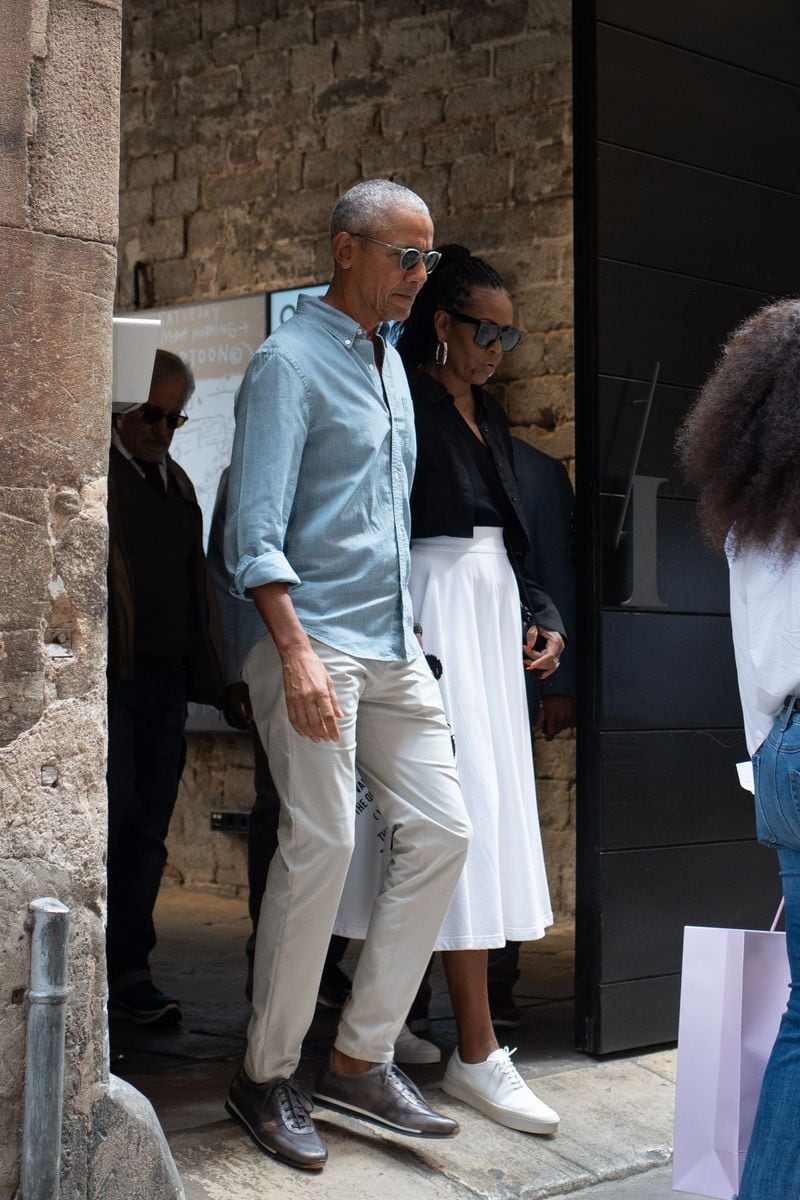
[770,897,785,932]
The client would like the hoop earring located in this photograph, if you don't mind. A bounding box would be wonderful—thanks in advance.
[435,340,448,366]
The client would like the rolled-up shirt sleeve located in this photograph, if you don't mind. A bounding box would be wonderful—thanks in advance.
[224,346,310,597]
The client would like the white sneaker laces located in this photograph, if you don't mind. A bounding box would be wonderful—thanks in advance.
[496,1046,525,1091]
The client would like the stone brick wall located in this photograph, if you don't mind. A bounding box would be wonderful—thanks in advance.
[119,0,577,920]
[2,5,183,1196]
[0,3,119,1193]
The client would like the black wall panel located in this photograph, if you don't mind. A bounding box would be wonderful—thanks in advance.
[598,377,697,499]
[601,496,729,613]
[596,25,800,193]
[599,841,781,981]
[592,975,681,1054]
[601,613,742,730]
[601,730,752,849]
[597,0,800,87]
[575,0,800,1053]
[597,260,769,388]
[598,145,800,295]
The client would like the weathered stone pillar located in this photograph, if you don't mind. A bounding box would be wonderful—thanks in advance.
[0,3,181,1197]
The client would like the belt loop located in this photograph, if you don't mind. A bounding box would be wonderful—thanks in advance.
[782,696,796,731]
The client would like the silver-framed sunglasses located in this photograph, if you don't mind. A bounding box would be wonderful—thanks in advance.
[349,233,442,273]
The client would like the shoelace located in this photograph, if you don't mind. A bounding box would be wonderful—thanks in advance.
[387,1064,422,1104]
[496,1046,526,1091]
[275,1080,314,1129]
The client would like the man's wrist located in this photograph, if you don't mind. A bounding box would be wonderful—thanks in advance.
[275,636,313,662]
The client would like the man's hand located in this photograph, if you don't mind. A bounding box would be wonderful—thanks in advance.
[248,582,343,743]
[535,694,577,740]
[222,681,255,731]
[281,644,343,742]
[523,626,565,680]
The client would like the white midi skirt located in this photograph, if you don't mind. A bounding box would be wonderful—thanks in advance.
[334,526,553,950]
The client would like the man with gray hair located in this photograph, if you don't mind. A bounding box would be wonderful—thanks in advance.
[107,350,222,1025]
[224,179,472,1169]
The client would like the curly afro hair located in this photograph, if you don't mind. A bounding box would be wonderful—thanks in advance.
[676,297,800,559]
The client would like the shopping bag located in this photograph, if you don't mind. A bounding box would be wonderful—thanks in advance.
[672,924,790,1198]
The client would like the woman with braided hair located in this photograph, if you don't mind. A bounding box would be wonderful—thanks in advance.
[399,245,564,1132]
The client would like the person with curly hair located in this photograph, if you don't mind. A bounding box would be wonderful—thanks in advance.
[677,297,800,1200]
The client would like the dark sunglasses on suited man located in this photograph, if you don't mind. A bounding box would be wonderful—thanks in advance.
[444,309,524,353]
[137,404,189,431]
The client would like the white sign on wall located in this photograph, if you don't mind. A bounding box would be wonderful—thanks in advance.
[145,294,268,549]
[147,285,330,549]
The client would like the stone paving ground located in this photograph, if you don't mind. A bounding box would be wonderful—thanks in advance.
[111,889,705,1200]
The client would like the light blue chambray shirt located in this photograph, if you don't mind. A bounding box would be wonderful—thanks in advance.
[224,295,421,666]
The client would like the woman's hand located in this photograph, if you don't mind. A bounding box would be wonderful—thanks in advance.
[523,626,565,679]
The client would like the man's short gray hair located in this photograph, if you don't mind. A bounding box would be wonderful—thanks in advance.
[151,348,195,401]
[330,179,430,239]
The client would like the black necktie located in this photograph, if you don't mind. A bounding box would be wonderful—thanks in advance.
[134,458,166,496]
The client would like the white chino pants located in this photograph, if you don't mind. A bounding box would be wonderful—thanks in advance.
[242,634,471,1083]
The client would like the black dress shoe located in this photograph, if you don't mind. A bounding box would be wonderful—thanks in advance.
[226,1069,327,1170]
[108,980,182,1026]
[313,1059,459,1138]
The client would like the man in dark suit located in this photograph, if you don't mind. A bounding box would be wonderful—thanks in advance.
[106,350,222,1025]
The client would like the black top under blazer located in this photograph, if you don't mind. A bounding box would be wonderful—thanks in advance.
[408,368,566,639]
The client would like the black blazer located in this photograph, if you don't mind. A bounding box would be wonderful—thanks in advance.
[409,369,565,638]
[512,437,575,699]
[107,446,223,706]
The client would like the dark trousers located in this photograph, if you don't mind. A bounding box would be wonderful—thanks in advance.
[248,731,347,972]
[248,731,279,930]
[487,941,521,988]
[106,669,188,986]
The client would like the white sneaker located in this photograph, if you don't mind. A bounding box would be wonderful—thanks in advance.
[442,1046,559,1135]
[394,1024,441,1064]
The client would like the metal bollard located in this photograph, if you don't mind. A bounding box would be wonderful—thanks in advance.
[20,898,71,1200]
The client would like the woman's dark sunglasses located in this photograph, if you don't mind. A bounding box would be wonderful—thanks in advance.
[350,232,442,273]
[444,309,524,352]
[138,404,189,431]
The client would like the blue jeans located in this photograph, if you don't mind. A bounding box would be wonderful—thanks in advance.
[739,701,800,1200]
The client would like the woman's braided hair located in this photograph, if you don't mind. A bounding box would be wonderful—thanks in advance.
[677,297,800,557]
[396,244,507,370]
